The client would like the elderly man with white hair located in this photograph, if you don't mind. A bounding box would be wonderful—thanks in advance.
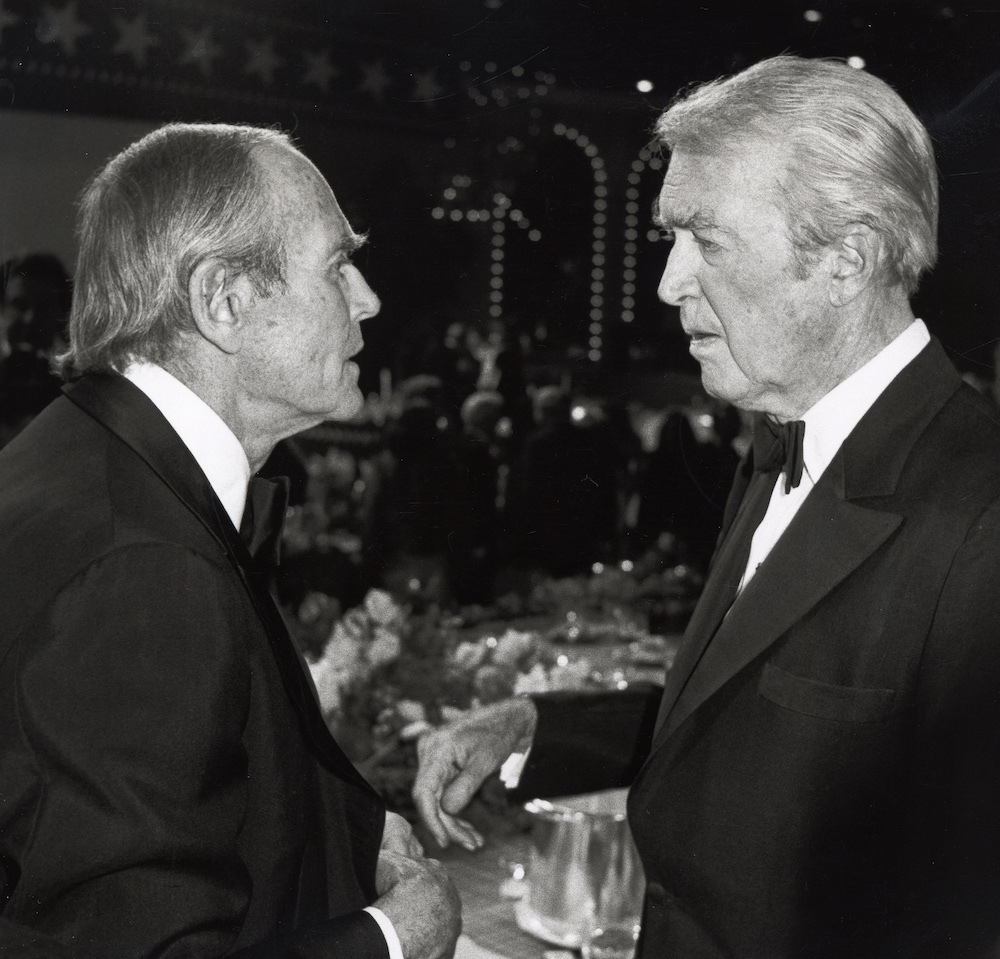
[415,56,1000,959]
[0,123,460,959]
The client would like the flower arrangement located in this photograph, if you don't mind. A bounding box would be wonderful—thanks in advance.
[291,539,699,817]
[301,588,610,814]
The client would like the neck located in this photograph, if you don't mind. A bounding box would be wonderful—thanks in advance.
[772,289,915,422]
[162,354,302,474]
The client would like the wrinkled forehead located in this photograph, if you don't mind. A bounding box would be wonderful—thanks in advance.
[258,143,365,252]
[652,151,716,228]
[654,141,789,227]
[259,143,332,216]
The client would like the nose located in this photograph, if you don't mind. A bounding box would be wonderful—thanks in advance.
[657,235,700,307]
[345,264,381,322]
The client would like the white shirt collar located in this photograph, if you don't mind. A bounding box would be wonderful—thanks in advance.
[798,319,931,485]
[122,362,251,529]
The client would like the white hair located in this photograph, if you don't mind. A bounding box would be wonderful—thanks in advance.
[63,122,295,374]
[655,55,938,295]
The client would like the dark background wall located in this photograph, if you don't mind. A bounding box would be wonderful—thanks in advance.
[2,0,998,393]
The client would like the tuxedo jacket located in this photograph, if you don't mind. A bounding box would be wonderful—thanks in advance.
[516,339,1000,959]
[0,374,389,958]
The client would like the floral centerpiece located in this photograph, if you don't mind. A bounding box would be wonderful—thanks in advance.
[288,538,700,818]
[299,588,606,816]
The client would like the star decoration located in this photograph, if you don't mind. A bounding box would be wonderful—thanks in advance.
[0,1,19,46]
[411,69,444,103]
[112,14,157,68]
[302,48,338,94]
[245,37,281,86]
[39,2,91,57]
[179,25,222,79]
[358,59,391,101]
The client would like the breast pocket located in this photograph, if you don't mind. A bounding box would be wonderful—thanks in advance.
[757,663,895,724]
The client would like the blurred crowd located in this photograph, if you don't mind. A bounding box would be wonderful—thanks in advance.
[18,248,1000,620]
[0,253,71,447]
[265,319,751,614]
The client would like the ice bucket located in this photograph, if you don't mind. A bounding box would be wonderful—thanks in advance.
[515,788,645,950]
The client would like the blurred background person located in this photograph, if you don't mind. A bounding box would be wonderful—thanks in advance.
[0,253,72,446]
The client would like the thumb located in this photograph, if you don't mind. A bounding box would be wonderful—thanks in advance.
[375,849,403,896]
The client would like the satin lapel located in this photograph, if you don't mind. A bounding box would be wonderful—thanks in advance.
[717,454,753,546]
[63,374,378,796]
[648,336,962,753]
[651,451,755,736]
[653,469,901,745]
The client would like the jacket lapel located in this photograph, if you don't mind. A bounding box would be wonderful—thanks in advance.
[653,458,765,736]
[656,470,901,741]
[63,373,378,796]
[650,337,963,750]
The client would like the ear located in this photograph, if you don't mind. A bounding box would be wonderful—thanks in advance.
[827,225,880,307]
[187,259,254,355]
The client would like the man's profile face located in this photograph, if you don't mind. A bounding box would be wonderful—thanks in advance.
[655,140,833,419]
[240,145,381,428]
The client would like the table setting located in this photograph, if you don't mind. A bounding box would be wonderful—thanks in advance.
[287,556,692,957]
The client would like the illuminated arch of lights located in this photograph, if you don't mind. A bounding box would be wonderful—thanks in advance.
[431,62,609,362]
[621,144,665,325]
[551,122,607,362]
[430,186,539,320]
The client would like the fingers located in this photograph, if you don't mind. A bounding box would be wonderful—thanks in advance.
[411,764,482,851]
[438,810,484,851]
[381,811,424,857]
[375,848,404,896]
[374,852,463,959]
[439,748,499,815]
[412,738,458,849]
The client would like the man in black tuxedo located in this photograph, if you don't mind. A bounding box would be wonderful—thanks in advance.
[0,124,460,958]
[414,56,1000,958]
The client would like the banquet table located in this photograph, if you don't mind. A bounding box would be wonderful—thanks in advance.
[440,832,576,959]
[429,631,677,958]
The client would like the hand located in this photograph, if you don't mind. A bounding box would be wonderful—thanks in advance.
[381,811,424,857]
[374,849,461,959]
[412,698,538,850]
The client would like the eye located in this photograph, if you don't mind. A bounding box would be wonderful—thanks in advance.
[330,255,352,277]
[694,234,719,253]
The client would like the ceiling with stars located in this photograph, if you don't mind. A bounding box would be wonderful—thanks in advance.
[1,0,998,127]
[1,0,999,381]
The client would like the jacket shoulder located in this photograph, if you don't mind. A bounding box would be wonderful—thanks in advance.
[0,397,232,641]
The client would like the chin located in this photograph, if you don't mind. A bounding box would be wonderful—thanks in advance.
[327,389,363,421]
[700,367,753,409]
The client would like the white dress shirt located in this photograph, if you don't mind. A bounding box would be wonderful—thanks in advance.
[122,362,403,959]
[123,363,251,528]
[738,319,931,593]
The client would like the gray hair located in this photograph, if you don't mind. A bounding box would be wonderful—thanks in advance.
[655,55,938,296]
[61,122,296,374]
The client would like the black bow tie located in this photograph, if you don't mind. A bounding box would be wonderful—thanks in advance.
[752,416,805,493]
[239,475,290,571]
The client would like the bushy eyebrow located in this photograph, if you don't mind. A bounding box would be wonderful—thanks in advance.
[340,231,368,256]
[652,201,721,234]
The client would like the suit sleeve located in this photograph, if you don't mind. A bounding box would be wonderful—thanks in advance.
[905,498,1000,959]
[2,543,388,959]
[509,686,663,801]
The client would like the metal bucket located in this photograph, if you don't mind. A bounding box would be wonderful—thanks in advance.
[515,788,645,951]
